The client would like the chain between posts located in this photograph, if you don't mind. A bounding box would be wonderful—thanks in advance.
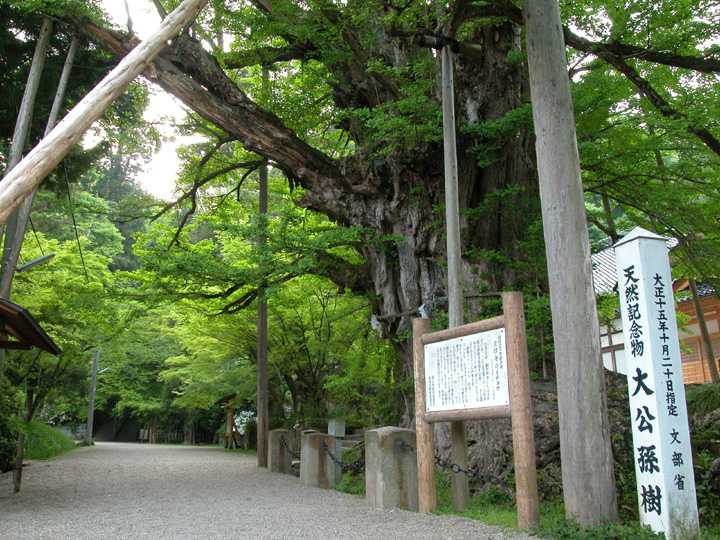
[321,441,366,474]
[434,450,509,487]
[279,434,301,460]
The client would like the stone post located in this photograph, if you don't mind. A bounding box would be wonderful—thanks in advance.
[365,427,418,511]
[328,418,346,438]
[299,431,341,489]
[269,428,293,474]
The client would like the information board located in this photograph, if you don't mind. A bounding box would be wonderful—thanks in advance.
[424,328,509,413]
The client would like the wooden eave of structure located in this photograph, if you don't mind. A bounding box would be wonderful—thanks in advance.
[0,298,60,355]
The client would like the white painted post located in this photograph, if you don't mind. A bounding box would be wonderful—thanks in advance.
[614,227,699,539]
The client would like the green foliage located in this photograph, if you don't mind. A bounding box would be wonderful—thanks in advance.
[435,473,517,529]
[694,451,720,526]
[335,471,365,496]
[0,375,21,472]
[537,503,662,539]
[686,383,720,417]
[0,0,102,18]
[22,421,76,460]
[463,105,533,168]
[334,443,366,496]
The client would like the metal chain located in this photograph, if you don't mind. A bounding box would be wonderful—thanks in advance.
[434,451,509,487]
[321,441,365,474]
[279,435,301,460]
[394,439,416,453]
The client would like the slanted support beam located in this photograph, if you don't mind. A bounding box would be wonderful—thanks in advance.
[0,0,210,224]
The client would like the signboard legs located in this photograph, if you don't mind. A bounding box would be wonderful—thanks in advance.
[412,317,437,513]
[503,292,539,529]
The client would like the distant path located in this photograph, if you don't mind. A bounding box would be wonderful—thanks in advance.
[0,442,530,539]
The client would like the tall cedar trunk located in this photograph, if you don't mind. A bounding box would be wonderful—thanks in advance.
[148,417,158,445]
[225,406,235,449]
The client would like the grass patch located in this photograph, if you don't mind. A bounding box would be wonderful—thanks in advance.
[435,473,517,529]
[23,421,76,460]
[224,446,256,455]
[334,442,366,496]
[336,471,365,495]
[434,472,720,539]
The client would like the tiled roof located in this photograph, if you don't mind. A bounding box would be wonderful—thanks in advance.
[591,237,679,295]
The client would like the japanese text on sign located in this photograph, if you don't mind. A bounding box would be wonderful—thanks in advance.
[424,328,509,413]
[615,227,698,539]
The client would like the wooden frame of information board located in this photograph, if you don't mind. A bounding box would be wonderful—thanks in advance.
[412,292,539,529]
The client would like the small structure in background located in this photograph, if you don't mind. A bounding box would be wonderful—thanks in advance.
[593,240,720,383]
[0,298,60,354]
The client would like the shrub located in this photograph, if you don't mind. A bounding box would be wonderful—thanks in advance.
[23,421,76,460]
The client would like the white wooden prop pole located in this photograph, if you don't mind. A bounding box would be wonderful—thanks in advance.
[0,0,209,224]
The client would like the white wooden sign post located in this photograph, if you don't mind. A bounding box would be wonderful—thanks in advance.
[614,227,699,539]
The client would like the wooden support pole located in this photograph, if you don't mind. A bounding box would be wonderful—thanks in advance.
[256,64,270,466]
[0,0,209,224]
[524,0,617,524]
[0,17,53,374]
[502,292,539,529]
[0,36,79,301]
[440,41,469,513]
[85,349,99,445]
[412,317,436,513]
[256,160,268,466]
[2,18,53,177]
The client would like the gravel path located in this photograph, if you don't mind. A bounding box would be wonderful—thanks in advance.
[0,442,532,539]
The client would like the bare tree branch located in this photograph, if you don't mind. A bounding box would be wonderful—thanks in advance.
[599,53,720,157]
[564,28,720,75]
[150,0,168,19]
[223,44,314,69]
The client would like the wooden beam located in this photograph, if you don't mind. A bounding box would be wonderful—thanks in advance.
[523,0,617,525]
[0,0,210,224]
[412,317,436,513]
[0,341,31,350]
[503,292,539,529]
[421,316,504,345]
[424,406,511,423]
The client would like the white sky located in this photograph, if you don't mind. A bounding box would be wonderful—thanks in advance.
[98,0,203,200]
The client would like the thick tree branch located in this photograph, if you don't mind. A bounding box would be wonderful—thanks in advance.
[564,29,720,74]
[75,18,345,218]
[223,44,314,69]
[313,251,372,294]
[458,2,720,75]
[600,53,720,157]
